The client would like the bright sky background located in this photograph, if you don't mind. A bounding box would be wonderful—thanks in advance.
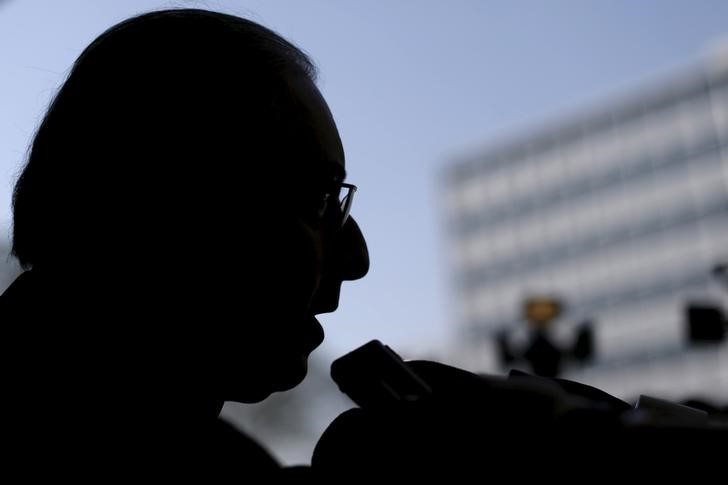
[2,0,728,360]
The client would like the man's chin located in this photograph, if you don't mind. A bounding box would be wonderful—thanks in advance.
[273,355,309,392]
[225,357,309,403]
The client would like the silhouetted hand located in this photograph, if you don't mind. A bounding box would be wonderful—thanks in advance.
[312,360,574,478]
[313,360,727,479]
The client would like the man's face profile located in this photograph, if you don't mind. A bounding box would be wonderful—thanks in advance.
[206,74,369,403]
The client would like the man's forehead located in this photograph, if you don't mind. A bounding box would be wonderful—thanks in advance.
[323,160,346,181]
[283,159,346,186]
[283,76,345,170]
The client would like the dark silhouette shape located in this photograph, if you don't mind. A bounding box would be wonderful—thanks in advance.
[314,358,727,479]
[2,8,368,478]
[496,329,516,365]
[571,320,594,362]
[523,329,562,377]
[497,320,595,376]
[686,303,726,343]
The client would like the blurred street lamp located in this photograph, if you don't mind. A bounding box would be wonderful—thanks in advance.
[497,296,593,377]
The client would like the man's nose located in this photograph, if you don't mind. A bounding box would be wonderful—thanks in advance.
[334,216,369,281]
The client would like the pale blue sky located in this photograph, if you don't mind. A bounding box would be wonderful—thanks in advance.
[1,0,727,359]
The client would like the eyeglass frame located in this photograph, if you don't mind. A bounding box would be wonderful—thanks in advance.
[329,182,356,229]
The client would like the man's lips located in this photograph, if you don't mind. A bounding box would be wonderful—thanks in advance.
[313,304,339,314]
[310,283,342,314]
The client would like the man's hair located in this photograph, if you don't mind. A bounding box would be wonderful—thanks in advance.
[12,9,317,269]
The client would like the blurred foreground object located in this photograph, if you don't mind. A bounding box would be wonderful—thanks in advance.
[314,351,727,479]
[686,303,726,343]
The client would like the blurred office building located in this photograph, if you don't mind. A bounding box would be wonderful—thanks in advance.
[443,52,728,401]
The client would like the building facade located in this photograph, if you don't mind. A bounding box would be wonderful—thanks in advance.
[443,54,728,401]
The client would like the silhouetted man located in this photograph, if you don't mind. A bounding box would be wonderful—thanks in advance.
[1,9,368,479]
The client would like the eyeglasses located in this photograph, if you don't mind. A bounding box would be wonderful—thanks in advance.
[329,182,357,229]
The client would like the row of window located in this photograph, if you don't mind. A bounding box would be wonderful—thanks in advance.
[493,242,720,326]
[459,214,728,327]
[453,156,727,271]
[596,296,688,362]
[455,181,728,288]
[446,69,728,190]
[449,135,725,237]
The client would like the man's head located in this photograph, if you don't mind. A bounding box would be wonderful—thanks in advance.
[12,9,369,403]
